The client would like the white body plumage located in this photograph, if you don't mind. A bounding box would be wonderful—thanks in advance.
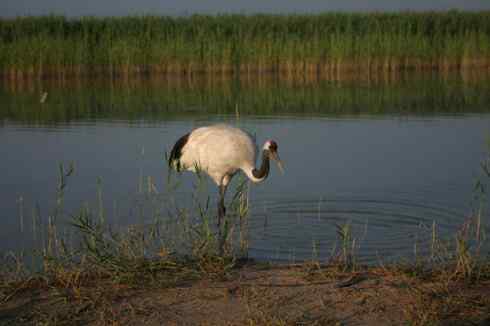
[177,124,264,186]
[169,124,282,224]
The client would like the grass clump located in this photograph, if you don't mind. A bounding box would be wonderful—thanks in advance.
[0,162,251,324]
[1,162,248,296]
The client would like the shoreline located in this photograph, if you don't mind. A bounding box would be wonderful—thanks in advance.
[2,260,490,325]
[2,61,490,81]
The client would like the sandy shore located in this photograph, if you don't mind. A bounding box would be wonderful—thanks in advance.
[2,262,490,325]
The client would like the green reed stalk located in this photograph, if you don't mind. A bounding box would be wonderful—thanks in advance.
[1,12,489,78]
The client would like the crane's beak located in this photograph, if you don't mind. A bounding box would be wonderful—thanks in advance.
[270,151,285,174]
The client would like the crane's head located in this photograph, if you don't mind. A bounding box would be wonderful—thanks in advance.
[263,140,284,174]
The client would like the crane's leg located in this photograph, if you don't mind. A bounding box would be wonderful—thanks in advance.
[217,184,228,256]
[218,184,227,228]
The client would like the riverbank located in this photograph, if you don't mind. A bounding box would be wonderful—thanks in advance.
[1,206,489,324]
[1,12,490,79]
[2,260,490,325]
[1,193,489,324]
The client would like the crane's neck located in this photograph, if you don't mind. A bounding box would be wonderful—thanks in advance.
[250,150,270,183]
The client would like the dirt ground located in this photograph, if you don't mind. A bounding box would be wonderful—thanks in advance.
[2,264,490,325]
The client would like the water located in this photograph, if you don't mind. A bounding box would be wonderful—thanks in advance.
[1,74,489,264]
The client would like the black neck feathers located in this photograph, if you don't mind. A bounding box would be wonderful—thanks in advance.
[252,150,270,179]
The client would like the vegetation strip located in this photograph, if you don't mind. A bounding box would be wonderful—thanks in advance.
[1,12,490,78]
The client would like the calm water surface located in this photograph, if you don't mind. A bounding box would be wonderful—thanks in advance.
[1,75,489,263]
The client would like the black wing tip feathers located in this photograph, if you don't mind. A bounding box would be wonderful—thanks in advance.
[169,132,190,171]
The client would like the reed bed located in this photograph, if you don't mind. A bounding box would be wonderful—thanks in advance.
[1,12,490,79]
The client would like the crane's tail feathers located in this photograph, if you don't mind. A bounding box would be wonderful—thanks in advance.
[168,132,190,172]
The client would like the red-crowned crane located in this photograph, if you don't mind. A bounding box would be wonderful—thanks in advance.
[168,124,283,227]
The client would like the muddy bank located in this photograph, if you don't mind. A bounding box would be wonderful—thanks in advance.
[2,263,490,325]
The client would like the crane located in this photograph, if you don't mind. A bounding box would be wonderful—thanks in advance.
[168,124,283,227]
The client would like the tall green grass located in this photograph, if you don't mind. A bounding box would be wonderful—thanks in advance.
[1,12,490,78]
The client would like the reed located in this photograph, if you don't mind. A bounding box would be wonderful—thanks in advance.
[1,12,490,79]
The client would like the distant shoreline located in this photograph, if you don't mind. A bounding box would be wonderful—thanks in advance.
[1,12,489,79]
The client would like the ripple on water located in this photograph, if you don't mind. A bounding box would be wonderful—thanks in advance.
[245,191,467,264]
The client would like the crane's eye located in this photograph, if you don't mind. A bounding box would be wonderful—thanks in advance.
[269,141,278,152]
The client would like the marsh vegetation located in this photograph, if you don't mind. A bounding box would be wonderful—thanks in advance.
[1,12,490,79]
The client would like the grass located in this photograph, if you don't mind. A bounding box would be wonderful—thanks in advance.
[1,161,248,285]
[1,12,490,79]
